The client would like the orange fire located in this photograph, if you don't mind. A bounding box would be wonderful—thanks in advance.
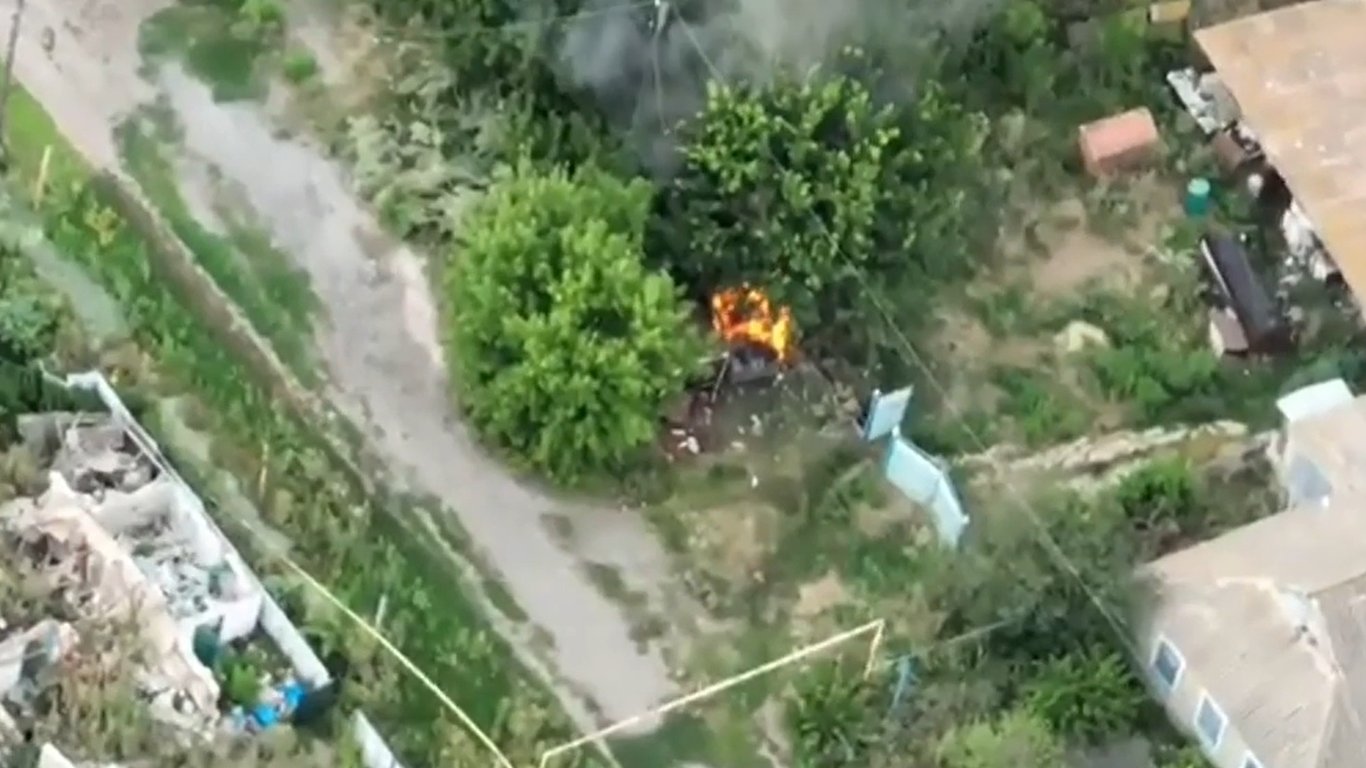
[710,286,796,363]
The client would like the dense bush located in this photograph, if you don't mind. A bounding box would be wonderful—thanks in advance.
[944,0,1179,168]
[0,235,62,363]
[443,162,704,481]
[358,0,616,171]
[993,364,1088,447]
[1019,646,1147,743]
[1074,285,1225,423]
[0,239,96,441]
[936,708,1066,768]
[366,0,571,102]
[930,489,1138,666]
[654,68,987,361]
[0,286,60,363]
[1112,456,1205,552]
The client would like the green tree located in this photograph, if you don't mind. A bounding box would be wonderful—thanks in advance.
[1019,646,1147,743]
[655,66,986,360]
[937,708,1066,768]
[0,292,60,362]
[444,162,704,482]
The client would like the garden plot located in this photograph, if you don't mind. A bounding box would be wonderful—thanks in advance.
[911,160,1366,458]
[3,0,698,736]
[914,181,1189,453]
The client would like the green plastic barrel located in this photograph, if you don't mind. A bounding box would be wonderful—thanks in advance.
[192,623,221,668]
[1185,177,1212,217]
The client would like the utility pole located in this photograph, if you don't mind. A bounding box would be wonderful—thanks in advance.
[0,0,26,165]
[650,0,672,39]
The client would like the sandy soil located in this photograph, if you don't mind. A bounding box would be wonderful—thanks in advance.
[4,0,688,732]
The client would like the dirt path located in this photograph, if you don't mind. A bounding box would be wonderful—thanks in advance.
[5,0,686,731]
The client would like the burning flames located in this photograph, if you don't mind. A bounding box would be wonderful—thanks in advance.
[710,286,796,363]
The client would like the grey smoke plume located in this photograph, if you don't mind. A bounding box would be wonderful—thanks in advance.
[557,0,995,175]
[557,0,867,175]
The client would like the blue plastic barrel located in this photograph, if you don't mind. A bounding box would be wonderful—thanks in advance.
[252,704,279,729]
[280,681,306,713]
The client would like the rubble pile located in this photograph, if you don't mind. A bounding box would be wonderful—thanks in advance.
[0,375,401,768]
[41,415,155,495]
[0,413,268,748]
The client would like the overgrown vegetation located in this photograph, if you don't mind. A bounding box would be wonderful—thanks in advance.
[116,117,320,384]
[771,454,1224,766]
[936,708,1066,768]
[7,0,1338,761]
[445,162,704,481]
[0,613,357,767]
[2,88,601,767]
[331,0,1295,476]
[652,69,986,367]
[0,220,101,441]
[139,0,286,100]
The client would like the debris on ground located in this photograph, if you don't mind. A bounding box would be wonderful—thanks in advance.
[1055,320,1111,355]
[1078,107,1161,177]
[1279,201,1340,284]
[0,408,381,764]
[662,390,713,460]
[1208,306,1249,356]
[1166,68,1240,134]
[1210,127,1259,173]
[1197,232,1293,354]
[960,421,1254,481]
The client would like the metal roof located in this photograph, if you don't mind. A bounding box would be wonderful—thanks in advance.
[1195,0,1366,308]
[1277,378,1355,423]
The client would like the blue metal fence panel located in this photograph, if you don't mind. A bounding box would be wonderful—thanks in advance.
[883,430,968,547]
[862,386,914,442]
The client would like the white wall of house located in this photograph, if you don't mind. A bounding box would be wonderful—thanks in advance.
[1139,633,1266,768]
